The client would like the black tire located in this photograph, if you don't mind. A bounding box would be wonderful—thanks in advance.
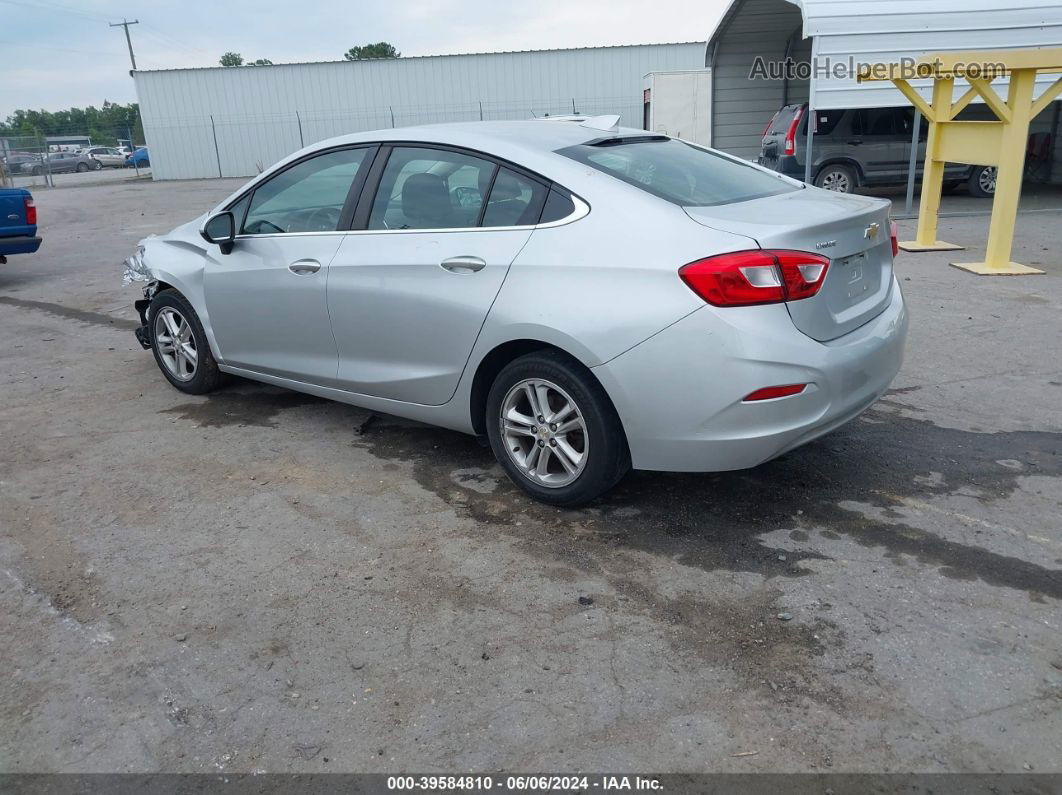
[968,165,996,198]
[147,289,226,394]
[485,350,630,507]
[814,163,857,193]
[92,160,102,170]
[76,162,89,173]
[31,166,41,176]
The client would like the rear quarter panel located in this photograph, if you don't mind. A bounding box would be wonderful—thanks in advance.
[471,183,758,369]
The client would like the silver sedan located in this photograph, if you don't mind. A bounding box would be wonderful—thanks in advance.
[128,117,907,506]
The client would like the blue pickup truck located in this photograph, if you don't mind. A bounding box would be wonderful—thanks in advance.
[0,187,41,263]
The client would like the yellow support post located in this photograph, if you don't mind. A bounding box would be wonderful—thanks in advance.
[953,69,1043,274]
[906,77,965,252]
[858,48,1062,275]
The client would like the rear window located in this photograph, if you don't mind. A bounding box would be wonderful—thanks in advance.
[559,137,798,207]
[768,105,801,135]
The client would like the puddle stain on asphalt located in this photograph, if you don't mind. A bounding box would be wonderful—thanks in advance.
[0,296,139,330]
[353,403,1062,600]
[161,388,325,428]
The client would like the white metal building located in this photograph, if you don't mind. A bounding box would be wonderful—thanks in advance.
[135,43,708,180]
[707,0,1062,162]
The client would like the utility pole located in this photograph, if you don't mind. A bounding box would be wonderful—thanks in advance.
[109,18,139,73]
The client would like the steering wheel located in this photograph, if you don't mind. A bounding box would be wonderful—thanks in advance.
[306,207,341,232]
[249,218,286,234]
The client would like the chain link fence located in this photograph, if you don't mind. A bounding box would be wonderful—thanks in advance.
[0,125,148,189]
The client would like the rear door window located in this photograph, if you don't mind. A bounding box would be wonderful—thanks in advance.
[852,109,896,137]
[367,147,497,230]
[481,168,547,227]
[559,137,798,207]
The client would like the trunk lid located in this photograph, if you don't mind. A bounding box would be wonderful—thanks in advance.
[685,188,894,342]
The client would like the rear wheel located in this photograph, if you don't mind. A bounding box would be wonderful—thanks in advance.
[148,290,226,394]
[814,164,856,193]
[486,351,630,507]
[968,165,996,198]
[76,162,89,173]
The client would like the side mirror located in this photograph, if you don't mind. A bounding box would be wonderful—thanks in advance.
[201,211,236,255]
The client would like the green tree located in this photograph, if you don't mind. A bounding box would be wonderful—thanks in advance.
[343,42,400,61]
[219,52,244,67]
[0,102,144,146]
[249,58,273,66]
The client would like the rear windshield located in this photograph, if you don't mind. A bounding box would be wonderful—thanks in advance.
[559,137,799,207]
[768,105,801,135]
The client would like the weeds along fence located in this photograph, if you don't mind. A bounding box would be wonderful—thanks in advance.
[141,95,645,180]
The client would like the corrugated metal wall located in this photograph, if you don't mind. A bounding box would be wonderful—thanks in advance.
[709,0,806,159]
[135,43,708,180]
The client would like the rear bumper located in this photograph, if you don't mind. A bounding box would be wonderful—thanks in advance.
[0,235,42,256]
[593,279,908,472]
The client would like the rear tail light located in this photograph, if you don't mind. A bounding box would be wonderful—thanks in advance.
[24,196,36,226]
[679,250,830,307]
[744,384,807,402]
[784,106,804,156]
[889,219,898,258]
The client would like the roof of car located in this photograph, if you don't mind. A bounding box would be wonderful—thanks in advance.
[310,119,653,158]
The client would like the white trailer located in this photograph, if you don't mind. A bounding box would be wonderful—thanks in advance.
[642,69,712,146]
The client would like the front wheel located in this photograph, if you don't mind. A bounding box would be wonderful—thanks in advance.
[968,165,996,198]
[76,162,89,172]
[485,351,630,507]
[147,290,226,394]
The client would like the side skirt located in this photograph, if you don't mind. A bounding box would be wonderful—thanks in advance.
[218,365,477,435]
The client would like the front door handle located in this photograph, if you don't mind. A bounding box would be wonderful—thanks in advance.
[288,259,321,275]
[441,256,486,274]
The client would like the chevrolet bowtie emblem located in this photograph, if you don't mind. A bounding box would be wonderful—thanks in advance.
[864,223,881,240]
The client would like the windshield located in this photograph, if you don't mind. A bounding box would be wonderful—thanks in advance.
[559,137,799,207]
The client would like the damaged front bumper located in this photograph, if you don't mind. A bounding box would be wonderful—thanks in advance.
[126,244,158,350]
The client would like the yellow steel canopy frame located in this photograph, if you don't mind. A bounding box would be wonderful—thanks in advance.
[859,49,1062,275]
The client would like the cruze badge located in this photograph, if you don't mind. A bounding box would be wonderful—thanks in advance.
[816,240,837,250]
[864,223,881,240]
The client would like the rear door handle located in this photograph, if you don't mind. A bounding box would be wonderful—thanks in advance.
[288,259,321,275]
[847,139,863,146]
[440,256,486,274]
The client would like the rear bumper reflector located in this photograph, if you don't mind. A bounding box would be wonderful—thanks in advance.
[743,384,808,402]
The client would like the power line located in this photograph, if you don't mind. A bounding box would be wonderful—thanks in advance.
[109,18,139,73]
[0,0,109,21]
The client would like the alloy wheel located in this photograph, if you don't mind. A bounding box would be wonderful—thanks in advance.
[979,166,997,194]
[500,378,588,488]
[154,307,198,382]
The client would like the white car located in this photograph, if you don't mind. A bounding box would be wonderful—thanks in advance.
[82,146,127,168]
[128,117,907,506]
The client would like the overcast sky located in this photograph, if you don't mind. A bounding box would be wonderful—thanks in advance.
[0,0,728,119]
